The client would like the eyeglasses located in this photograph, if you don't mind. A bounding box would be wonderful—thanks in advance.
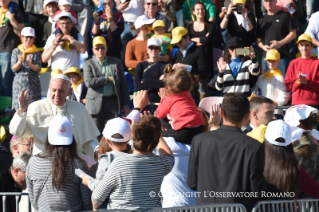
[146,2,157,6]
[94,47,106,51]
[148,46,160,50]
[60,22,72,25]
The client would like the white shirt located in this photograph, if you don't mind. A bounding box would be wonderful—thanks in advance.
[121,0,144,22]
[44,33,84,72]
[305,11,319,59]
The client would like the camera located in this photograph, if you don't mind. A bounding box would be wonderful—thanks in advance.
[235,4,243,14]
[98,10,104,16]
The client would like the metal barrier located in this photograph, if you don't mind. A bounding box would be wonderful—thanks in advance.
[0,192,31,212]
[151,203,247,212]
[252,198,319,212]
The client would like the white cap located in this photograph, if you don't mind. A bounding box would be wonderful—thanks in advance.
[147,38,160,47]
[134,15,155,30]
[51,74,70,82]
[59,0,72,5]
[48,115,73,145]
[284,105,318,127]
[21,27,36,38]
[54,11,77,24]
[102,118,131,142]
[265,120,292,147]
[43,0,58,8]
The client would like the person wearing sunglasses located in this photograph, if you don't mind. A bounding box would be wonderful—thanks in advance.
[83,36,130,139]
[11,27,42,112]
[144,0,173,32]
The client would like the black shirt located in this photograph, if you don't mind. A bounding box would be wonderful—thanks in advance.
[256,11,295,58]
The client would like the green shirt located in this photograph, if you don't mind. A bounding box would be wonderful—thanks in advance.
[182,0,216,21]
[96,57,116,97]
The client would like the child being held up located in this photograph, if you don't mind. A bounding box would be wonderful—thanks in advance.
[63,67,87,104]
[151,20,171,56]
[155,64,205,144]
[1,0,19,26]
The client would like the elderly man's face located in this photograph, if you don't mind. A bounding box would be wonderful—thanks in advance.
[11,168,27,190]
[12,137,33,157]
[49,78,72,106]
[59,18,73,34]
[144,0,158,14]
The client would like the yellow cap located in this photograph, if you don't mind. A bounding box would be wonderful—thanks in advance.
[152,20,166,30]
[64,67,81,76]
[296,34,312,44]
[171,27,188,44]
[264,49,280,61]
[93,36,107,47]
[233,0,246,4]
[51,69,63,78]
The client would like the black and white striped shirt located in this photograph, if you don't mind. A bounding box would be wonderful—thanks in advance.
[215,59,260,96]
[92,154,174,211]
[26,154,92,211]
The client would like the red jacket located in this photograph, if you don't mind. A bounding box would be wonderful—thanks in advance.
[285,57,319,105]
[299,166,319,198]
[155,91,204,130]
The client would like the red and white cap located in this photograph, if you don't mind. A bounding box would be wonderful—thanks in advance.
[59,0,72,5]
[284,104,318,127]
[48,115,73,145]
[54,11,77,24]
[21,27,36,38]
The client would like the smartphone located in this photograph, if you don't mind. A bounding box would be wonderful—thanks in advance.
[236,4,243,13]
[236,48,250,55]
[120,0,131,3]
[222,6,226,10]
[56,33,64,43]
[98,10,103,16]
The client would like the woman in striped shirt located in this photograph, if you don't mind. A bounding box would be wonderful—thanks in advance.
[91,116,175,211]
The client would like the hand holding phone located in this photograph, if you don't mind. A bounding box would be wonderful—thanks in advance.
[235,48,250,55]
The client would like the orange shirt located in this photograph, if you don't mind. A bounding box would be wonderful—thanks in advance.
[125,39,148,69]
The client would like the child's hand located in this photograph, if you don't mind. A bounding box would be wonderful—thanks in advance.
[18,54,23,63]
[158,88,166,98]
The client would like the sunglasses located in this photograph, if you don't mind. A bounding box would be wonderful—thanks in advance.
[146,2,157,6]
[148,46,160,50]
[94,47,106,51]
[25,36,34,39]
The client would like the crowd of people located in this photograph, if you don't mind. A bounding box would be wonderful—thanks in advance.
[1,0,319,211]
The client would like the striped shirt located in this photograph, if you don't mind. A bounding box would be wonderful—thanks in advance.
[92,154,175,211]
[215,58,260,97]
[26,153,92,211]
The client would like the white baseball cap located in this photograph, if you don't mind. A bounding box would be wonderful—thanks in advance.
[102,118,131,142]
[54,11,77,24]
[21,27,36,38]
[265,119,292,147]
[59,0,72,5]
[147,38,160,47]
[48,115,73,145]
[43,0,58,8]
[134,15,155,30]
[284,105,318,127]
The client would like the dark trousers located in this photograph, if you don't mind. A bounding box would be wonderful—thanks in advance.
[28,13,48,47]
[92,96,118,140]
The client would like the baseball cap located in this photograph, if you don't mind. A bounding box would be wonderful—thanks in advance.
[64,67,81,76]
[233,0,246,4]
[102,118,131,142]
[152,20,165,30]
[59,0,72,5]
[147,38,161,47]
[51,69,63,78]
[296,34,312,44]
[227,37,244,48]
[134,15,155,30]
[48,115,73,145]
[43,0,58,8]
[21,27,36,38]
[54,11,77,24]
[265,119,292,147]
[171,27,188,44]
[284,105,318,127]
[92,36,107,47]
[264,49,280,61]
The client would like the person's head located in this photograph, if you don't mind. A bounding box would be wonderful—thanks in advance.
[249,96,275,127]
[11,152,32,190]
[152,20,166,35]
[0,0,11,8]
[171,27,190,51]
[132,116,162,153]
[43,0,59,16]
[264,49,280,70]
[44,115,80,190]
[144,0,158,15]
[92,36,108,60]
[264,120,299,195]
[102,0,115,11]
[297,34,313,59]
[133,15,154,35]
[57,12,75,34]
[285,105,318,131]
[58,0,72,11]
[64,67,82,85]
[263,0,278,13]
[20,27,36,48]
[51,69,63,78]
[49,74,72,106]
[10,136,33,157]
[220,93,250,126]
[192,2,208,22]
[226,37,244,59]
[147,38,161,59]
[163,64,199,95]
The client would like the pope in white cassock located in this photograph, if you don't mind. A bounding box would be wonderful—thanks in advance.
[9,74,100,159]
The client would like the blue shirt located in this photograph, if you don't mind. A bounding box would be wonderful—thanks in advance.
[229,57,242,78]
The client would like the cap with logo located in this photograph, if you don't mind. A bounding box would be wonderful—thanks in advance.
[134,15,155,30]
[264,49,280,61]
[93,36,107,47]
[147,38,161,47]
[265,119,292,147]
[152,20,166,30]
[21,27,36,38]
[102,118,131,142]
[48,115,73,145]
[296,34,313,44]
[54,11,77,24]
[171,27,188,44]
[284,105,318,127]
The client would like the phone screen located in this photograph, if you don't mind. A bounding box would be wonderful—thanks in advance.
[235,48,250,55]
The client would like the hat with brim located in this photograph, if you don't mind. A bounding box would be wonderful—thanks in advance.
[134,15,155,30]
[264,49,280,61]
[147,38,161,47]
[92,36,107,47]
[48,115,73,145]
[233,0,246,4]
[152,20,166,30]
[296,34,312,44]
[21,27,36,38]
[54,11,77,24]
[284,105,318,127]
[64,67,81,76]
[171,27,188,44]
[265,120,292,147]
[43,0,58,8]
[102,118,131,142]
[227,37,244,48]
